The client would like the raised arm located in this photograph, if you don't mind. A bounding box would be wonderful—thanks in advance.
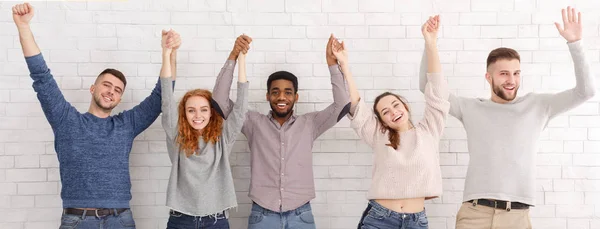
[127,30,181,136]
[309,35,351,140]
[160,30,179,142]
[14,3,75,130]
[418,29,463,120]
[212,34,252,119]
[330,35,378,146]
[418,16,450,138]
[544,6,596,118]
[222,53,249,147]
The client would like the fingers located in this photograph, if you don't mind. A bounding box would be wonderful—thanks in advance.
[569,6,575,23]
[24,2,32,14]
[577,11,582,24]
[241,34,252,43]
[561,8,568,25]
[16,4,23,15]
[20,4,26,14]
[554,22,564,33]
[12,6,17,15]
[327,33,334,51]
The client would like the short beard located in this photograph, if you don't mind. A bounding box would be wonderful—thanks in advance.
[492,78,518,101]
[93,94,116,112]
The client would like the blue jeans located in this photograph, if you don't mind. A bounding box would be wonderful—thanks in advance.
[358,200,429,229]
[167,210,229,229]
[247,202,316,229]
[59,209,135,229]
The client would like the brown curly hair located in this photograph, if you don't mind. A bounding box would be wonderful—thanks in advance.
[373,92,413,150]
[176,89,223,157]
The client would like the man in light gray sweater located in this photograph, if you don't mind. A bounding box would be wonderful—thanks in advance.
[419,6,596,229]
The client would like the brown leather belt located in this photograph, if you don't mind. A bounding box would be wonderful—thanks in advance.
[468,199,530,211]
[64,208,128,217]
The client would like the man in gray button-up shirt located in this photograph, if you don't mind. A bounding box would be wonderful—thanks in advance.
[213,34,351,229]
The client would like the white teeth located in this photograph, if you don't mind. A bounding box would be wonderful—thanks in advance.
[277,103,286,107]
[393,115,402,122]
[103,96,112,102]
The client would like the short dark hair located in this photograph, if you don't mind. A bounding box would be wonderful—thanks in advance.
[97,68,127,88]
[486,47,520,69]
[267,71,298,93]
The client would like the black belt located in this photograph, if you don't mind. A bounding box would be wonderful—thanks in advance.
[468,199,530,211]
[64,208,128,217]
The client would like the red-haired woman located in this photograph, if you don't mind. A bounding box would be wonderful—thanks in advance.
[159,31,249,229]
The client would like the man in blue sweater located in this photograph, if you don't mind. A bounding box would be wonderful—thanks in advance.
[12,3,181,228]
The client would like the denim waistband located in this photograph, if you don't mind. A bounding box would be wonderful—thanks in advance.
[368,200,426,221]
[251,201,311,215]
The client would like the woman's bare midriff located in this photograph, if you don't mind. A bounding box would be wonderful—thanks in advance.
[375,197,426,213]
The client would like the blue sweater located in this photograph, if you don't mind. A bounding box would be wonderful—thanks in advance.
[26,54,162,208]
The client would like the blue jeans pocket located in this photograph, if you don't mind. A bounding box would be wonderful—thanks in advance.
[417,214,429,228]
[298,210,315,224]
[59,214,81,229]
[118,210,136,228]
[248,211,264,225]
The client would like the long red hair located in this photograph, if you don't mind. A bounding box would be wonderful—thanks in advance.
[176,89,223,157]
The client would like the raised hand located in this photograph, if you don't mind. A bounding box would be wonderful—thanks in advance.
[12,3,34,28]
[331,36,347,66]
[422,15,440,43]
[161,29,181,56]
[169,30,182,52]
[326,34,338,66]
[229,34,252,60]
[555,6,582,43]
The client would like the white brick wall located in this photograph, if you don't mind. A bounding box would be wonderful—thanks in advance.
[0,0,599,228]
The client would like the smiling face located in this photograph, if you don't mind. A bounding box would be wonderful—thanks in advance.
[90,73,124,112]
[185,95,212,132]
[267,79,298,119]
[486,59,521,103]
[374,94,411,132]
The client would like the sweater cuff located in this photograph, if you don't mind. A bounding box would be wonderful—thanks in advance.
[25,53,48,74]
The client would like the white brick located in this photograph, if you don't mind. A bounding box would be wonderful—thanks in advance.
[273,26,306,38]
[518,25,539,38]
[471,0,514,11]
[94,11,170,24]
[17,182,57,195]
[172,12,231,25]
[14,156,39,168]
[459,12,497,25]
[444,26,480,39]
[291,13,328,26]
[328,13,365,25]
[34,195,61,207]
[365,13,401,25]
[10,196,34,208]
[232,13,290,25]
[358,0,394,12]
[501,38,539,50]
[285,0,321,12]
[481,26,518,38]
[322,0,358,12]
[248,0,283,12]
[497,12,532,25]
[546,192,584,205]
[573,154,600,166]
[432,0,470,12]
[370,26,405,38]
[189,0,226,11]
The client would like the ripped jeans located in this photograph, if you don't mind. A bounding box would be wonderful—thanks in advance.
[166,209,229,229]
